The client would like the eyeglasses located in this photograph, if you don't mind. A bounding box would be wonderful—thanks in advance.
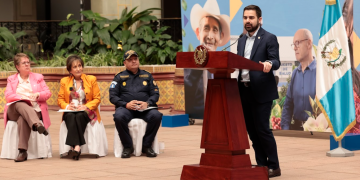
[291,39,308,48]
[20,61,30,65]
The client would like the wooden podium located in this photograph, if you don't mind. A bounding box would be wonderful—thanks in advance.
[177,50,268,180]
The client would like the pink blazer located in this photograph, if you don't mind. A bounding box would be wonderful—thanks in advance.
[4,72,52,129]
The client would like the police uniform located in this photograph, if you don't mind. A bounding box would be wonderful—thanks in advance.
[109,68,162,149]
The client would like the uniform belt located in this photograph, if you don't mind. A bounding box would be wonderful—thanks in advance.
[243,82,251,87]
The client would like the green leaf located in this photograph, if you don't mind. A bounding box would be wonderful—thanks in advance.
[309,96,316,114]
[121,30,131,44]
[83,30,93,46]
[140,44,147,52]
[169,51,176,61]
[112,29,122,41]
[144,26,155,36]
[144,32,152,43]
[83,21,93,33]
[122,44,131,52]
[166,40,177,48]
[139,15,157,22]
[155,26,169,35]
[97,46,107,54]
[67,13,74,20]
[54,33,68,51]
[159,54,166,64]
[59,21,70,26]
[109,22,120,32]
[127,37,138,44]
[97,28,111,45]
[159,40,165,46]
[67,36,81,50]
[95,19,106,29]
[92,37,99,44]
[71,23,82,32]
[161,34,171,39]
[182,29,186,37]
[146,46,156,56]
[79,42,85,50]
[67,32,78,39]
[13,31,26,39]
[181,0,187,11]
[165,46,171,54]
[304,110,313,118]
[110,38,118,51]
[67,20,79,26]
[81,10,95,19]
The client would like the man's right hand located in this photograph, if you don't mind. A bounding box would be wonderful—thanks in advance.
[126,100,140,111]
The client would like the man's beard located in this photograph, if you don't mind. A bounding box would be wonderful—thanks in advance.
[244,21,260,33]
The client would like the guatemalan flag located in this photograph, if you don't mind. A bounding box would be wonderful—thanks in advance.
[316,0,356,141]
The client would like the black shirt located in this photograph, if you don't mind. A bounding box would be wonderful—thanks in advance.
[109,69,160,108]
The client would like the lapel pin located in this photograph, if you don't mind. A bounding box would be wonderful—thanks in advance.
[258,37,261,39]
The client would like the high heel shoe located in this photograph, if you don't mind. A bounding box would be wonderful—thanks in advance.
[72,150,81,160]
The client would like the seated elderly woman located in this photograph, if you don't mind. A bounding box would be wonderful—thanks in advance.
[57,55,101,160]
[4,53,51,162]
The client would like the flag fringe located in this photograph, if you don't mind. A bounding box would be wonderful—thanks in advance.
[315,96,356,141]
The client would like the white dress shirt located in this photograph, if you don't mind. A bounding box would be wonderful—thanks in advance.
[241,27,260,82]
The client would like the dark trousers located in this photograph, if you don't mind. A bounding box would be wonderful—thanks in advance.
[113,107,163,148]
[290,120,305,130]
[63,112,90,146]
[239,83,280,169]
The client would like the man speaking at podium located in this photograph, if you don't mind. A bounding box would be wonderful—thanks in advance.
[236,5,281,178]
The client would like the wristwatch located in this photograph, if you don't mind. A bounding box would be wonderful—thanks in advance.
[265,60,273,65]
[146,102,150,108]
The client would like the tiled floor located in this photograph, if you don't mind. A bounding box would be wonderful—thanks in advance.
[1,110,360,180]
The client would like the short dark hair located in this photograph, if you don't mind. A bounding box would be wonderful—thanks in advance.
[243,5,262,18]
[66,55,84,72]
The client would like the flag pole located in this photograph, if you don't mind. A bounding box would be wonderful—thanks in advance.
[326,139,354,157]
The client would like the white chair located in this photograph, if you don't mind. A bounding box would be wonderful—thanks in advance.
[114,118,161,157]
[1,120,52,160]
[59,120,108,157]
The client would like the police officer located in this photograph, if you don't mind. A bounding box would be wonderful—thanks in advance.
[109,50,162,158]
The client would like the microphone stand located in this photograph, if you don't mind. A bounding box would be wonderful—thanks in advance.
[222,34,244,51]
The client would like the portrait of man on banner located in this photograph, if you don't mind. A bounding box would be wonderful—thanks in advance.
[183,0,230,119]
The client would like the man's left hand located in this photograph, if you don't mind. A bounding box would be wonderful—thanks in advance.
[135,101,148,110]
[260,61,272,73]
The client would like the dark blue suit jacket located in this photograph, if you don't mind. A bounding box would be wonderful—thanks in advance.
[237,27,281,103]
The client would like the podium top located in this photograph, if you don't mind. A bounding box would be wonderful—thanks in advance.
[176,51,263,71]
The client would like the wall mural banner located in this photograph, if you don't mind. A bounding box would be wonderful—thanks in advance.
[180,0,358,133]
[181,0,230,119]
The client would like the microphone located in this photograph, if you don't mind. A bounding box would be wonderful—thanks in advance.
[222,34,244,51]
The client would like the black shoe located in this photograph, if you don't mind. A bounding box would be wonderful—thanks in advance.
[269,168,281,178]
[142,147,157,157]
[121,147,134,158]
[71,150,81,160]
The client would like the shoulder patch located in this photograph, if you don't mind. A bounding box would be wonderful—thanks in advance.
[110,81,117,88]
